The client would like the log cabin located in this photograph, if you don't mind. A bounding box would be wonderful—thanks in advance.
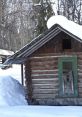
[0,49,14,68]
[4,15,82,105]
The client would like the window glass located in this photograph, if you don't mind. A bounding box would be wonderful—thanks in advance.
[62,62,74,95]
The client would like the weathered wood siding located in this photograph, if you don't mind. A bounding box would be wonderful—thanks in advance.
[30,56,59,101]
[31,32,82,55]
[78,54,82,97]
[25,32,82,105]
[25,53,82,105]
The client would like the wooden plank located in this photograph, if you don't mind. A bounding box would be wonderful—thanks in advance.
[32,79,59,84]
[30,55,75,59]
[78,61,82,65]
[31,52,82,57]
[21,64,24,85]
[31,74,58,78]
[32,69,58,72]
[32,93,58,99]
[32,76,58,79]
[31,64,57,68]
[77,69,82,73]
[31,66,57,70]
[30,63,58,68]
[25,60,33,101]
[31,63,57,66]
[31,70,58,74]
[32,78,58,80]
[32,84,59,89]
[78,82,82,86]
[30,60,57,65]
[78,73,82,76]
[31,73,58,77]
[78,65,82,69]
[30,56,58,62]
[33,89,58,94]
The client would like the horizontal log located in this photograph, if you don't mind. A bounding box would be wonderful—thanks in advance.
[78,75,82,79]
[31,64,57,68]
[78,65,82,69]
[31,52,82,57]
[78,59,82,62]
[30,60,57,65]
[78,61,82,65]
[31,73,58,77]
[77,69,82,73]
[32,79,59,84]
[78,56,82,59]
[33,89,58,94]
[31,74,58,79]
[78,83,82,87]
[78,87,82,90]
[32,69,58,72]
[31,66,57,70]
[31,74,59,79]
[78,73,82,76]
[31,63,58,67]
[30,55,75,60]
[32,93,58,99]
[31,70,58,74]
[32,77,58,80]
[30,57,58,62]
[32,84,59,89]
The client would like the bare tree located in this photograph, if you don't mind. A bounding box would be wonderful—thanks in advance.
[57,0,82,24]
[0,0,55,51]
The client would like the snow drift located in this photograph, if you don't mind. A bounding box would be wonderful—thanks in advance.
[0,76,27,106]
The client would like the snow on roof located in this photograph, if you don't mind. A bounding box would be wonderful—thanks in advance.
[0,49,14,56]
[47,15,82,41]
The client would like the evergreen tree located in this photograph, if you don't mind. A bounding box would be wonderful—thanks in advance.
[32,0,54,35]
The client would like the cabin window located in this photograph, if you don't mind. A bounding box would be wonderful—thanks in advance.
[58,56,78,97]
[62,39,71,50]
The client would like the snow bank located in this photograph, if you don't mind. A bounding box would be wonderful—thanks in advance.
[0,106,82,117]
[0,76,27,106]
[0,64,21,83]
[47,15,82,40]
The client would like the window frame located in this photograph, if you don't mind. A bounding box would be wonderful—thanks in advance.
[58,56,78,97]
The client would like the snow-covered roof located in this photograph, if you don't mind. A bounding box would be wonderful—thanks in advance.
[0,49,14,56]
[47,15,82,41]
[4,15,82,64]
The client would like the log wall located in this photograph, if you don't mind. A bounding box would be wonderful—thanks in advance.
[31,32,82,56]
[30,56,59,101]
[77,54,82,97]
[25,53,82,105]
[25,32,82,105]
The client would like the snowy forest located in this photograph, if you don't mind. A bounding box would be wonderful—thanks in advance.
[0,0,82,52]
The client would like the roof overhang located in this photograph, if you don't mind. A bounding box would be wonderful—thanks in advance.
[4,24,82,65]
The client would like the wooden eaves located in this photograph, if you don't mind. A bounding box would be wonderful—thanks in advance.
[4,24,82,65]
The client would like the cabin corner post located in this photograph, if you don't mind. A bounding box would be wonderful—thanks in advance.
[25,60,33,104]
[21,64,24,85]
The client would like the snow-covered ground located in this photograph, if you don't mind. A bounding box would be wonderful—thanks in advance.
[0,65,82,117]
[0,106,82,117]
